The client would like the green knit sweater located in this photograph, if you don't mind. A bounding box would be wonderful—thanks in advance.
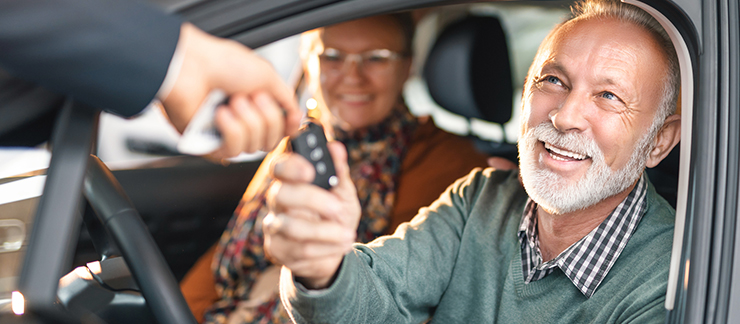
[281,168,675,323]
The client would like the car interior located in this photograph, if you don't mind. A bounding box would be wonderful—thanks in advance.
[0,0,701,323]
[74,3,579,284]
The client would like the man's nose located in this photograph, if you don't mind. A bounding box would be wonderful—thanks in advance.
[549,92,589,133]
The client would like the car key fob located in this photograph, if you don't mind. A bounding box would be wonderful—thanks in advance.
[290,121,338,190]
[177,89,227,155]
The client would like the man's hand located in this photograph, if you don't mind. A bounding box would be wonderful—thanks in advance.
[263,142,361,289]
[162,23,302,158]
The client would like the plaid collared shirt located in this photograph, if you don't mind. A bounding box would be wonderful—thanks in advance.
[517,173,648,298]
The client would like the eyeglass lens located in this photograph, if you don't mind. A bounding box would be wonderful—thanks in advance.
[319,48,401,74]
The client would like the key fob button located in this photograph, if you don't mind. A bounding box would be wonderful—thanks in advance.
[310,148,323,161]
[316,162,327,174]
[307,134,318,148]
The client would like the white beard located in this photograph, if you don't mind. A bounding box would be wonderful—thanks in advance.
[518,122,653,214]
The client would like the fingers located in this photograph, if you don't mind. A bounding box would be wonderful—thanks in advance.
[263,212,351,284]
[253,92,285,149]
[210,92,288,158]
[271,142,349,187]
[326,142,354,199]
[164,23,301,158]
[264,213,355,244]
[327,141,349,176]
[208,37,300,137]
[271,152,315,183]
[237,52,301,137]
[268,144,358,223]
[212,96,253,157]
[324,142,361,227]
[231,95,266,153]
[261,72,302,137]
[269,182,345,221]
[263,142,359,287]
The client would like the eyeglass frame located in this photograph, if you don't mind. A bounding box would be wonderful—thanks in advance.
[317,47,408,75]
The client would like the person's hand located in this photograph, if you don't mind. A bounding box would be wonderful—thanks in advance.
[209,91,293,158]
[263,141,360,289]
[161,23,302,158]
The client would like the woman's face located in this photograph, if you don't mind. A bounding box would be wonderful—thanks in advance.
[319,16,411,131]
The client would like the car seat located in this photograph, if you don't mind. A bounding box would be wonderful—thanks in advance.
[422,14,517,162]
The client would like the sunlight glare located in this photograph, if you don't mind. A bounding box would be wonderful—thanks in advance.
[11,291,24,315]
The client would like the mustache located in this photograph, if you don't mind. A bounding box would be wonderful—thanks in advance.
[529,122,602,160]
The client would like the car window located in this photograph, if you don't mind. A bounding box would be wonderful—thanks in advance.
[218,2,696,319]
[0,0,702,321]
[94,3,568,168]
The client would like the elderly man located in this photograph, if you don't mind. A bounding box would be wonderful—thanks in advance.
[261,0,682,322]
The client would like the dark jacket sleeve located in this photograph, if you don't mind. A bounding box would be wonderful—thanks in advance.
[0,0,182,117]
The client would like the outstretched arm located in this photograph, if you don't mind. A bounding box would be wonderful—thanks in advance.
[0,0,302,157]
[264,142,480,323]
[0,0,181,115]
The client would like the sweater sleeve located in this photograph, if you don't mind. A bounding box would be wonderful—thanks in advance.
[621,297,667,324]
[0,0,181,116]
[390,120,489,231]
[281,168,491,324]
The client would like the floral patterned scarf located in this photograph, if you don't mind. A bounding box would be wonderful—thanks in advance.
[204,104,418,324]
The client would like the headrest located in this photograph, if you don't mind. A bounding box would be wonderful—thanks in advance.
[423,15,513,125]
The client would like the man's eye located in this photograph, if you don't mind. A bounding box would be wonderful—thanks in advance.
[600,92,619,101]
[545,75,562,85]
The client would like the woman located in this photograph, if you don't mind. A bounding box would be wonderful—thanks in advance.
[181,13,491,324]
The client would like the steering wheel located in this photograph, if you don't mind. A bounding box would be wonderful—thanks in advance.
[83,155,196,324]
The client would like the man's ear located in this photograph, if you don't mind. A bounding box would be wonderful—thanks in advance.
[646,114,681,168]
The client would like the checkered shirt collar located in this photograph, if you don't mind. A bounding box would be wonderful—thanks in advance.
[517,173,649,298]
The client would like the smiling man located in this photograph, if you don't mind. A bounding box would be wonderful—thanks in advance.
[262,0,682,322]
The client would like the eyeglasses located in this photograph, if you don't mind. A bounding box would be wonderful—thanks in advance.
[318,48,404,75]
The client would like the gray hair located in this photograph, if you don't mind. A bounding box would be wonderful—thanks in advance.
[526,0,680,131]
[571,0,680,128]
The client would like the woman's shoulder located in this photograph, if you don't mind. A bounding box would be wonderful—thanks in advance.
[410,116,468,144]
[405,117,489,167]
